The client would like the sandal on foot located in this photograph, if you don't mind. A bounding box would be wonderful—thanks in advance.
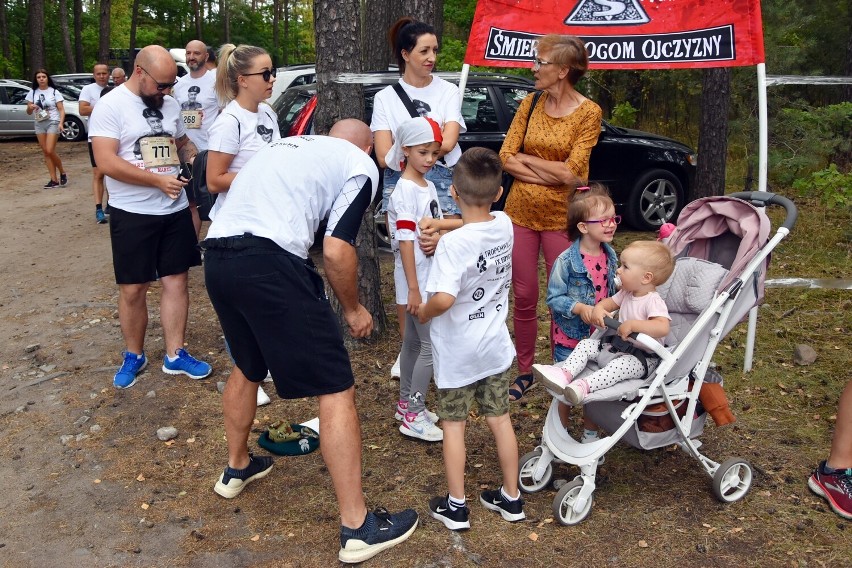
[508,374,534,402]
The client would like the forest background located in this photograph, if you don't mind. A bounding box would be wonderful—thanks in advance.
[2,0,849,205]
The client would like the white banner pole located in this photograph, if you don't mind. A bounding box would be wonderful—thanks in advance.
[743,62,769,372]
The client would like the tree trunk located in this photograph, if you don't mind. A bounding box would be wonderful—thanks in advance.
[314,0,388,346]
[192,0,202,40]
[28,0,45,76]
[98,0,111,65]
[695,67,731,198]
[402,0,439,28]
[282,0,289,64]
[129,0,140,57]
[73,0,83,71]
[221,0,230,43]
[0,0,10,78]
[845,31,852,103]
[59,0,75,72]
[272,0,280,67]
[362,0,394,72]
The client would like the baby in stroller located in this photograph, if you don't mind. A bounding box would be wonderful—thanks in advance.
[533,240,675,405]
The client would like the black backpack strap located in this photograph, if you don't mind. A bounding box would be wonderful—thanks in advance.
[519,91,543,153]
[392,82,420,118]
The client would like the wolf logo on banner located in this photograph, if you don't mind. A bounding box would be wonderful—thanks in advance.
[565,0,649,25]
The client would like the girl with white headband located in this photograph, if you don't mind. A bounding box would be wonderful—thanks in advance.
[387,116,446,443]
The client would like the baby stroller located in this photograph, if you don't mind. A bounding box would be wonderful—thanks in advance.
[518,191,798,525]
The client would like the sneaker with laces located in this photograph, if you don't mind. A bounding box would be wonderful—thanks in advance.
[532,363,573,396]
[162,348,212,379]
[808,461,852,520]
[95,209,107,224]
[479,488,526,522]
[44,180,60,189]
[394,401,438,423]
[60,173,68,186]
[113,351,147,389]
[399,410,443,442]
[213,453,274,498]
[429,495,470,531]
[339,507,418,564]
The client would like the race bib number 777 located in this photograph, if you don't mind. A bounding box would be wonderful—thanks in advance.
[140,136,179,168]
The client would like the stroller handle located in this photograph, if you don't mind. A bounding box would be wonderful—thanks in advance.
[728,191,798,231]
[603,316,636,338]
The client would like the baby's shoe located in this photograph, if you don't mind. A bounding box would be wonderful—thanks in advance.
[532,364,573,396]
[564,379,589,405]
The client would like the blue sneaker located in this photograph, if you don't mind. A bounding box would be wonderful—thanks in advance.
[162,348,212,379]
[339,507,418,563]
[113,351,147,389]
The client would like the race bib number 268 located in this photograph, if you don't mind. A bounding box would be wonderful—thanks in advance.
[181,110,202,129]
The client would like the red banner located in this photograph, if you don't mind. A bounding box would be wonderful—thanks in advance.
[464,0,765,69]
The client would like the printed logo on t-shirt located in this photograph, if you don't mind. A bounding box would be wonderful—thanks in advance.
[412,98,431,117]
[133,107,175,161]
[472,287,485,301]
[477,254,487,273]
[257,124,274,143]
[468,307,485,320]
[180,85,203,110]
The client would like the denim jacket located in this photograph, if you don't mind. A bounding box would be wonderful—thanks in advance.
[547,239,618,340]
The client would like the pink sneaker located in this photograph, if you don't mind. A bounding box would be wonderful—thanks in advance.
[564,379,589,405]
[532,364,573,396]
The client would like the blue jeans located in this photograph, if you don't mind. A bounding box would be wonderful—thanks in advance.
[554,344,574,363]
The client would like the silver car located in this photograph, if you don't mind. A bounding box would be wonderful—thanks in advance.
[0,79,89,141]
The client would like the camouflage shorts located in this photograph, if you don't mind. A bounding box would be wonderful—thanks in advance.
[435,370,510,421]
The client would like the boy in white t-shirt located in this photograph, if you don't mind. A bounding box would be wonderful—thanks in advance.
[386,116,445,442]
[416,147,524,530]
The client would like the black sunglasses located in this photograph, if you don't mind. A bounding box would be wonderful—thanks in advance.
[242,68,277,82]
[138,66,178,91]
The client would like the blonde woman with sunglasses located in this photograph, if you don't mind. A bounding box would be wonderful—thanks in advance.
[206,43,281,407]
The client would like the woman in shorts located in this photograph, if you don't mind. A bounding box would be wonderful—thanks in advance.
[26,69,68,189]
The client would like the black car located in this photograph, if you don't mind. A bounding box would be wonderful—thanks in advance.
[271,72,697,231]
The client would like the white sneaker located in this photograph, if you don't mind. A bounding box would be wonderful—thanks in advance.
[394,402,438,423]
[390,353,401,380]
[399,410,443,442]
[532,363,572,396]
[257,385,271,406]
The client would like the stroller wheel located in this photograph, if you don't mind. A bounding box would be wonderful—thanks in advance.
[553,479,593,525]
[712,458,753,503]
[519,449,553,493]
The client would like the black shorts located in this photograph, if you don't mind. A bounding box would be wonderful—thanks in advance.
[109,206,201,284]
[203,235,355,399]
[87,141,97,168]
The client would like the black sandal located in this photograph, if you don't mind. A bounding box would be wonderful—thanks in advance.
[509,374,534,402]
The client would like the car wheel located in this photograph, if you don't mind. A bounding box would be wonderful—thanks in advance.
[61,116,85,142]
[624,169,683,231]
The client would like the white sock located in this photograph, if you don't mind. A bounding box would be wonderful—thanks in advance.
[500,486,520,502]
[448,495,466,510]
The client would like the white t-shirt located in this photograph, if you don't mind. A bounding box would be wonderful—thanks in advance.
[172,70,219,150]
[206,99,281,220]
[370,76,466,167]
[88,85,188,215]
[79,82,108,107]
[207,136,379,259]
[388,177,441,305]
[426,211,515,388]
[25,87,64,122]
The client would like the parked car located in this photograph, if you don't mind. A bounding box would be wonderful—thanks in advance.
[51,73,96,88]
[0,79,89,141]
[271,72,697,231]
[266,64,316,103]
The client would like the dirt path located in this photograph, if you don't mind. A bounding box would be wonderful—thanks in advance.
[1,139,850,568]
